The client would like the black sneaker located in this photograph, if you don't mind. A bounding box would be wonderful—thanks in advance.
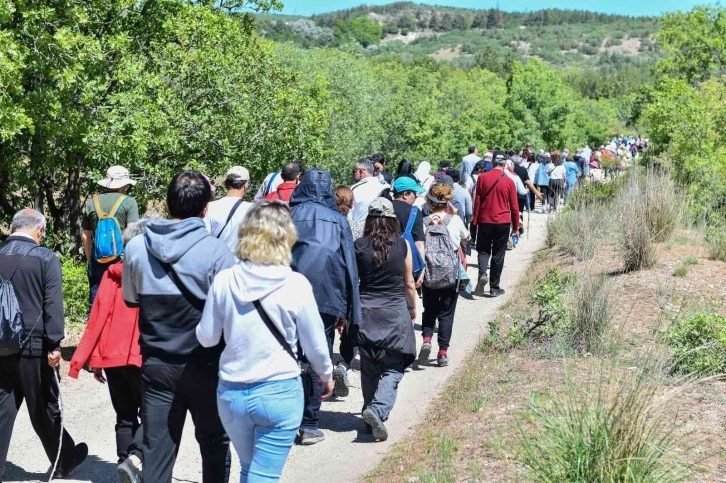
[116,457,142,483]
[53,442,88,479]
[474,274,488,297]
[332,363,350,398]
[362,408,388,441]
[296,428,325,445]
[490,288,506,297]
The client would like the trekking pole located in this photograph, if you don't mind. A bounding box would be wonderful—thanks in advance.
[48,367,63,482]
[527,207,530,240]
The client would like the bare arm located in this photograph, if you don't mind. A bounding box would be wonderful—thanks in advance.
[404,241,417,317]
[82,230,93,261]
[525,180,543,200]
[415,240,425,288]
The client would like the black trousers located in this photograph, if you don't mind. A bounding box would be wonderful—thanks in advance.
[476,223,511,290]
[88,259,113,311]
[421,285,459,350]
[105,365,143,463]
[301,313,340,430]
[0,356,76,478]
[549,179,564,211]
[141,358,229,483]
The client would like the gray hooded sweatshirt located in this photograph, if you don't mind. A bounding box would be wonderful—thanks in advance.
[123,217,235,359]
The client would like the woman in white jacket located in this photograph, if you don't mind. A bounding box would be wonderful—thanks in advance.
[196,201,334,483]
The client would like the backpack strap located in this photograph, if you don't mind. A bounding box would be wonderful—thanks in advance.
[216,199,244,239]
[106,195,127,218]
[481,172,506,204]
[92,194,106,219]
[404,206,419,236]
[2,245,38,283]
[155,258,206,312]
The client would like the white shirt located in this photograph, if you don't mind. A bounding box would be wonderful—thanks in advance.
[528,162,540,183]
[425,214,469,247]
[253,172,284,201]
[549,165,566,180]
[204,197,252,254]
[350,176,388,223]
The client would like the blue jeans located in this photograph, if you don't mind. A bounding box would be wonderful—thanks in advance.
[217,377,303,482]
[565,183,576,203]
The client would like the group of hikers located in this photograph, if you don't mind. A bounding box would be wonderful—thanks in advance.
[0,139,645,483]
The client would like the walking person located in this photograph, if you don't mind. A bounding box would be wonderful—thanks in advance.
[69,220,153,483]
[418,184,470,368]
[196,201,334,482]
[335,186,364,241]
[82,165,140,309]
[472,151,520,298]
[265,162,302,203]
[371,153,393,185]
[526,153,540,211]
[536,153,552,212]
[0,209,88,481]
[460,144,481,181]
[563,155,581,204]
[123,171,236,483]
[289,169,361,444]
[547,153,566,212]
[351,198,417,441]
[351,158,389,225]
[391,177,426,286]
[206,166,252,253]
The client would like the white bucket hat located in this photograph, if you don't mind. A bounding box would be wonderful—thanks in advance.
[98,166,137,189]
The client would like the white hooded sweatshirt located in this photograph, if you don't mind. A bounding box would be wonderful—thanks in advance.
[196,261,333,384]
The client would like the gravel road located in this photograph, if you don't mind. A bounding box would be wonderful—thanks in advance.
[4,213,547,483]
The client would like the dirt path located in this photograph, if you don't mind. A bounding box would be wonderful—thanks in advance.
[4,214,547,483]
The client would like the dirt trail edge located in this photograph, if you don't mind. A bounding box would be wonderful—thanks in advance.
[4,214,547,483]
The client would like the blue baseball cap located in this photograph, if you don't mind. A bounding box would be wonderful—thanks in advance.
[393,176,426,194]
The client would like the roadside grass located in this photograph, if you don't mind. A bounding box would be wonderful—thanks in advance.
[365,215,726,482]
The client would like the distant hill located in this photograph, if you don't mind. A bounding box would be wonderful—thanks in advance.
[256,2,661,70]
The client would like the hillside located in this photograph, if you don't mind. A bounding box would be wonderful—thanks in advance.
[256,2,661,70]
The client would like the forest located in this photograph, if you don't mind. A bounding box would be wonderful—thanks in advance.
[0,0,719,252]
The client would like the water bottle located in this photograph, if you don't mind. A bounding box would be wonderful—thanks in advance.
[512,234,519,246]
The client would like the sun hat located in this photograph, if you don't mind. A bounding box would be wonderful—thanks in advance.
[393,176,426,194]
[215,166,249,185]
[368,197,397,219]
[97,166,137,190]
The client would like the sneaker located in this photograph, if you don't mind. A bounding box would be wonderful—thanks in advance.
[362,408,388,441]
[53,443,88,479]
[507,240,514,250]
[296,428,325,445]
[473,274,488,297]
[116,457,142,483]
[437,352,449,367]
[418,341,432,367]
[490,288,506,297]
[332,363,350,398]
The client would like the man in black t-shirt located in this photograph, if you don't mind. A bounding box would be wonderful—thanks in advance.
[391,177,426,287]
[512,156,542,232]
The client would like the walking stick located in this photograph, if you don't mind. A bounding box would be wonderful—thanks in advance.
[527,206,530,240]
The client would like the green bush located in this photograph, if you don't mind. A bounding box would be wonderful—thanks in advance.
[705,225,726,262]
[568,181,618,210]
[517,369,691,482]
[61,256,88,331]
[661,312,726,375]
[672,265,688,277]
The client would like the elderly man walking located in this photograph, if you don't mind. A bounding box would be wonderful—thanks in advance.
[0,209,88,480]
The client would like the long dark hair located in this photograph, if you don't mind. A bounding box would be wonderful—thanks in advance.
[364,217,401,267]
[397,159,413,177]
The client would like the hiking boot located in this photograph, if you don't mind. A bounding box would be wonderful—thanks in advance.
[297,428,325,445]
[116,457,142,483]
[474,274,488,296]
[490,288,506,298]
[53,443,88,479]
[333,363,350,398]
[362,408,388,442]
[437,352,449,367]
[418,341,432,367]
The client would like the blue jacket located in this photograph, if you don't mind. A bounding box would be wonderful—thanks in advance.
[290,169,362,324]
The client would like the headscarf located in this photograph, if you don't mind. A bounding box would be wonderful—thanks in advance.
[414,161,434,192]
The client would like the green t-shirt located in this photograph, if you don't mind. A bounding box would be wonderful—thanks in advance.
[82,192,140,232]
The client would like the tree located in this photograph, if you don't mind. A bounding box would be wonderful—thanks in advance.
[486,9,498,29]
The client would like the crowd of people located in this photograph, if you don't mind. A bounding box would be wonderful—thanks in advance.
[0,138,646,482]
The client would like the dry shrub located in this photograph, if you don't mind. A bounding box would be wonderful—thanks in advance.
[643,170,684,243]
[616,177,658,271]
[546,206,612,261]
[567,273,612,354]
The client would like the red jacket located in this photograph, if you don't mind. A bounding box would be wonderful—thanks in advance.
[69,262,141,378]
[472,168,520,232]
[265,182,297,203]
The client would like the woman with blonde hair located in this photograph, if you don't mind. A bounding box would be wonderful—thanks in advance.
[196,200,334,482]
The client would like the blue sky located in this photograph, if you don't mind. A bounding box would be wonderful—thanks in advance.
[279,0,704,18]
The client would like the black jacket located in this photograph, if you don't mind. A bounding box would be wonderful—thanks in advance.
[0,235,65,357]
[289,169,362,323]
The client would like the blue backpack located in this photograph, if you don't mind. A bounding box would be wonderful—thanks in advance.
[402,206,425,279]
[92,194,127,264]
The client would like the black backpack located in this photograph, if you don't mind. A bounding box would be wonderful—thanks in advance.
[0,247,40,356]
